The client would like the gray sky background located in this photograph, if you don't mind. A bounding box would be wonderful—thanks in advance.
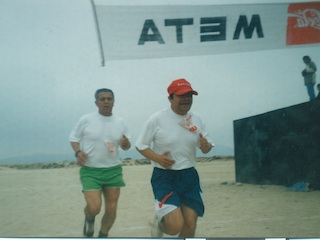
[0,0,319,162]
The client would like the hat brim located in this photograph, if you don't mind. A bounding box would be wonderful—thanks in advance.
[175,89,198,96]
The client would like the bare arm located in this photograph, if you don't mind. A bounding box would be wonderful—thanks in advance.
[120,135,131,150]
[199,133,213,154]
[70,142,87,166]
[136,147,175,169]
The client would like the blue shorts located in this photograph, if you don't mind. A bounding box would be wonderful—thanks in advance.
[151,167,204,220]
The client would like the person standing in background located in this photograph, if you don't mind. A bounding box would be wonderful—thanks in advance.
[316,83,320,99]
[302,55,317,100]
[69,88,131,238]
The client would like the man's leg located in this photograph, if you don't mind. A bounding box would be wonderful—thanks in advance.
[84,190,103,219]
[83,190,102,236]
[307,84,316,100]
[99,187,121,236]
[159,207,184,236]
[179,204,198,237]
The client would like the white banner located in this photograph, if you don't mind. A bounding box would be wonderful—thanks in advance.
[92,2,320,61]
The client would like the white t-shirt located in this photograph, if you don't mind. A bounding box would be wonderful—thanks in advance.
[135,108,214,170]
[69,112,130,168]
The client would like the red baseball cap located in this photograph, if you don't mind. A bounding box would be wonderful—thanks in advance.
[167,78,198,96]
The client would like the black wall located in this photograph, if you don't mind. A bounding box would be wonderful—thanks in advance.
[233,100,320,190]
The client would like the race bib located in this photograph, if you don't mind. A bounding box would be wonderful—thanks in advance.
[105,141,115,155]
[179,114,199,133]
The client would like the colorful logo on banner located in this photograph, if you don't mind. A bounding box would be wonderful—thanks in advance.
[286,2,320,45]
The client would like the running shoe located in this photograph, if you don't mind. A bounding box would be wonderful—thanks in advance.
[83,217,95,237]
[98,231,108,238]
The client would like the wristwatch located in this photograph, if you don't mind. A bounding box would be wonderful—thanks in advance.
[75,150,81,158]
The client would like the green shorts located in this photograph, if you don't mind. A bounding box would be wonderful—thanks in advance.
[80,164,125,191]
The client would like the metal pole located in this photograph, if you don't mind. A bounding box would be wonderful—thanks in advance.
[90,0,105,67]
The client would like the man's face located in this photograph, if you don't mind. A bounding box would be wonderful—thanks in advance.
[95,92,114,116]
[303,58,310,64]
[169,92,193,115]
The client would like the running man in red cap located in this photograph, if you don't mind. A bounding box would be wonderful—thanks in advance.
[135,78,214,237]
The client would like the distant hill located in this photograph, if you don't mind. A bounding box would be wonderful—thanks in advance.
[209,144,234,156]
[0,154,74,165]
[0,144,233,165]
[122,144,234,160]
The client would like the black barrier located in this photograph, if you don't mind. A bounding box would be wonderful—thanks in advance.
[233,99,320,190]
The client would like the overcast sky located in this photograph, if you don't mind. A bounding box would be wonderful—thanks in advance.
[0,0,319,161]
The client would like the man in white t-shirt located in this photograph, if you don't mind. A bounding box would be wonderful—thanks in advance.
[135,79,214,237]
[69,88,131,238]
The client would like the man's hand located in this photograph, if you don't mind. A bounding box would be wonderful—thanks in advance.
[77,151,88,166]
[120,135,131,150]
[156,151,175,169]
[302,69,307,77]
[199,133,212,154]
[136,148,175,169]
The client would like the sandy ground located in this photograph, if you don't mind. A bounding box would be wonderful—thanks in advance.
[1,159,320,238]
